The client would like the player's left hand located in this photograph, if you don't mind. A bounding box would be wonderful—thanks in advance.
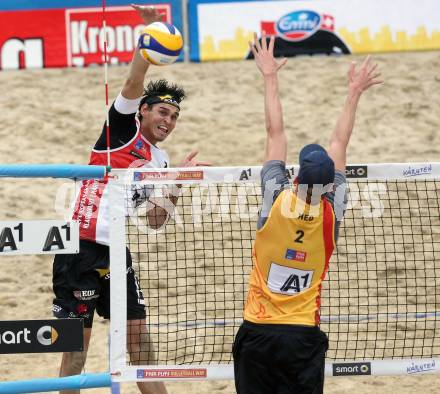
[180,151,211,167]
[348,56,383,95]
[131,4,163,25]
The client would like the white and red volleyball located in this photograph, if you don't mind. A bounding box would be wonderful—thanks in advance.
[138,22,183,66]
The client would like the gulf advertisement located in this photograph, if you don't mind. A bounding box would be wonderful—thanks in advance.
[189,0,440,61]
[0,0,182,70]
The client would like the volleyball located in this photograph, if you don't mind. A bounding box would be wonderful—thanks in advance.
[138,22,183,66]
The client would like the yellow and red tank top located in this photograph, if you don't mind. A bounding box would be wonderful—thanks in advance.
[244,189,336,326]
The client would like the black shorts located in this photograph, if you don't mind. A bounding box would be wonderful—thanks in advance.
[52,240,146,328]
[233,320,328,394]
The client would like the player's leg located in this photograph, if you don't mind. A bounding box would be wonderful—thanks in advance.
[277,327,328,394]
[127,318,167,394]
[52,240,106,393]
[233,322,276,394]
[125,247,167,394]
[98,247,167,394]
[127,318,157,364]
[58,327,92,394]
[294,330,327,394]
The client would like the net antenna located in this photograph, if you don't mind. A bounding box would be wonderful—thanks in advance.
[101,3,118,392]
[109,163,440,382]
[101,0,111,167]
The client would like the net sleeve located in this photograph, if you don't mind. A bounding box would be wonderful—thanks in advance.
[257,160,290,229]
[324,170,347,242]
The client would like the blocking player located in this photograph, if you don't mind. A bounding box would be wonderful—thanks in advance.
[233,32,382,393]
[52,5,207,394]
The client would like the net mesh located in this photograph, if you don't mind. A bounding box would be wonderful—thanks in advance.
[123,177,440,365]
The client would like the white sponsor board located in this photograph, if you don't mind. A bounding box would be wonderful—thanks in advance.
[194,0,440,60]
[0,220,79,255]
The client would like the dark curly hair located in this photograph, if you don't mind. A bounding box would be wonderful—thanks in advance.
[139,79,186,110]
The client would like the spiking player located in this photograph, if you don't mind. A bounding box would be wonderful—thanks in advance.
[51,5,208,394]
[233,32,382,394]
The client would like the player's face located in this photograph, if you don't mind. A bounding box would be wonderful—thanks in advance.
[140,103,179,145]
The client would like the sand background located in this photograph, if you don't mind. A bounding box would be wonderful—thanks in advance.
[0,51,440,393]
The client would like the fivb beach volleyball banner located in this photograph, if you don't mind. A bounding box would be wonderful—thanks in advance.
[0,0,183,70]
[188,0,440,61]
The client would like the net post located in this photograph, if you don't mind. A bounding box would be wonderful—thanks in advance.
[109,178,128,375]
[109,334,121,394]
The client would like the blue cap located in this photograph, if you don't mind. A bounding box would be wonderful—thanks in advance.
[297,144,335,188]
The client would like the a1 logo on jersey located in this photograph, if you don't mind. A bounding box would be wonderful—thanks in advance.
[268,262,314,295]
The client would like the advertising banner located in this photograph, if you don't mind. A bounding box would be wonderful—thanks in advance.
[66,5,171,67]
[189,0,440,61]
[0,319,83,354]
[0,220,79,255]
[0,1,182,70]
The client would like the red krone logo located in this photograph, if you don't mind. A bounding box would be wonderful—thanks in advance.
[66,5,171,67]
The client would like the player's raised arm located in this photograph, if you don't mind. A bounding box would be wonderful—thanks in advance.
[327,56,382,171]
[121,5,162,99]
[249,32,288,163]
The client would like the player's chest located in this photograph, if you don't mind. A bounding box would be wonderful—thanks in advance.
[112,137,168,168]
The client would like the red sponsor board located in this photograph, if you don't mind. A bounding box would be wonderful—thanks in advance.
[0,9,65,69]
[66,5,171,67]
[0,5,171,70]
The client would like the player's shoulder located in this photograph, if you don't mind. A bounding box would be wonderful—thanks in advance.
[114,93,142,115]
[334,170,346,185]
[261,160,287,179]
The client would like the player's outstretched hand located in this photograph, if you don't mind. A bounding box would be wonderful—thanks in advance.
[249,31,287,77]
[348,56,383,95]
[180,151,211,167]
[131,4,163,25]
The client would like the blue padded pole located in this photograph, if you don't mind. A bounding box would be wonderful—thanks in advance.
[0,373,112,394]
[0,164,109,180]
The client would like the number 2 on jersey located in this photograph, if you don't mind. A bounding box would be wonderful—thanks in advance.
[295,230,304,243]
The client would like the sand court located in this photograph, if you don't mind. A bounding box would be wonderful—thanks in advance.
[0,51,440,393]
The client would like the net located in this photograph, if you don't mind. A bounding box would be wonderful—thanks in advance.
[109,164,440,380]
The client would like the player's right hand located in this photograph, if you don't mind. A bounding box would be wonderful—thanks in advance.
[179,151,211,167]
[348,56,383,95]
[131,4,163,25]
[249,31,287,77]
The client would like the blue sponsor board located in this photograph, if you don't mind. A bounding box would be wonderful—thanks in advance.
[0,0,180,22]
[276,10,321,41]
[0,0,136,10]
